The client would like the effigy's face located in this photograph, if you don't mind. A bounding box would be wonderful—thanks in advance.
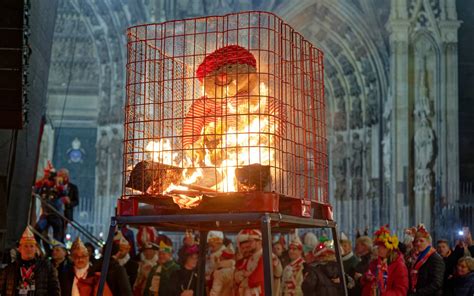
[203,63,258,99]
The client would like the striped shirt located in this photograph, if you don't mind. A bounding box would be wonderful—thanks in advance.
[182,93,285,147]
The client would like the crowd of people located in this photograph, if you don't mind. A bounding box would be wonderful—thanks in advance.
[2,222,474,295]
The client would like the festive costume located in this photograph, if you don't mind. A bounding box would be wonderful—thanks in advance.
[360,226,408,296]
[206,231,226,289]
[143,239,180,296]
[34,163,66,245]
[234,229,268,296]
[0,227,60,296]
[282,236,305,296]
[133,242,159,296]
[210,244,235,296]
[114,231,139,289]
[409,224,445,296]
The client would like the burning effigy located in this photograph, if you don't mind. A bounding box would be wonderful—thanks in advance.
[123,12,327,211]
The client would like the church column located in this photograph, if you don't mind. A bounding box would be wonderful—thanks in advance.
[438,1,461,236]
[387,10,411,230]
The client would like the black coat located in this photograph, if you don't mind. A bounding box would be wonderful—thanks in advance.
[124,258,139,289]
[169,267,198,295]
[350,253,371,296]
[91,257,133,296]
[0,258,61,296]
[443,246,465,295]
[64,183,79,221]
[302,261,343,296]
[452,272,474,296]
[410,252,445,296]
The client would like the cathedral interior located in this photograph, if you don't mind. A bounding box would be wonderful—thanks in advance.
[0,0,473,249]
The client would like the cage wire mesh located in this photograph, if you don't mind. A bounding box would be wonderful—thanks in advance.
[123,11,327,209]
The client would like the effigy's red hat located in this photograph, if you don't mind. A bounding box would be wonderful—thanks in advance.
[196,45,256,82]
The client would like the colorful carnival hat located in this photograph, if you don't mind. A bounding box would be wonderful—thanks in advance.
[159,240,173,253]
[373,225,399,250]
[340,232,350,242]
[196,45,257,82]
[19,226,37,245]
[237,229,262,244]
[142,242,159,251]
[113,231,130,247]
[184,244,199,256]
[313,240,335,258]
[71,237,88,254]
[414,224,431,240]
[289,235,303,250]
[207,231,224,243]
[137,226,157,249]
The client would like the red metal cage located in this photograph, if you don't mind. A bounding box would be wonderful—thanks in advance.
[121,11,327,214]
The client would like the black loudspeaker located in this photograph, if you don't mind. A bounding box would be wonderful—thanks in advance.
[0,0,25,129]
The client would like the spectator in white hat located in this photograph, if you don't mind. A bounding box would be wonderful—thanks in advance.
[205,231,225,291]
[210,244,235,296]
[282,236,305,296]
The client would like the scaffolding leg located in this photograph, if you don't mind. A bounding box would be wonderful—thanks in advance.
[261,214,273,296]
[197,230,208,296]
[97,217,117,296]
[331,224,348,296]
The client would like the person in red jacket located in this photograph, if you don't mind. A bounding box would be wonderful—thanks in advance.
[361,225,408,296]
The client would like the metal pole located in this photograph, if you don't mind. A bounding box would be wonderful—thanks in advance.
[261,214,273,296]
[196,230,208,296]
[97,217,117,296]
[331,224,348,295]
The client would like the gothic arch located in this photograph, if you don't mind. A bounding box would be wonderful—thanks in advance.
[275,0,390,233]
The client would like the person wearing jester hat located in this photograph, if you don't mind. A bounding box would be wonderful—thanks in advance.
[112,231,139,290]
[0,226,60,296]
[180,45,285,184]
[302,238,343,296]
[233,229,282,296]
[360,225,408,296]
[143,236,179,296]
[282,235,305,296]
[408,224,445,296]
[133,242,159,296]
[210,243,235,296]
[205,230,226,291]
[59,237,113,296]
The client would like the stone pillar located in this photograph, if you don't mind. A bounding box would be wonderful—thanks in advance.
[387,11,411,231]
[387,0,460,236]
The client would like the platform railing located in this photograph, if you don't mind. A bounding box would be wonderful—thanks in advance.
[33,194,103,247]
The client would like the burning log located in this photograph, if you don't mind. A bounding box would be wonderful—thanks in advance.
[235,164,271,192]
[126,160,183,194]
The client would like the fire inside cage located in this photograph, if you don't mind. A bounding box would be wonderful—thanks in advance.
[122,11,328,212]
[98,11,346,296]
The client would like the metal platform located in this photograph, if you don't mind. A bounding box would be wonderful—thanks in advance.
[97,212,347,296]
